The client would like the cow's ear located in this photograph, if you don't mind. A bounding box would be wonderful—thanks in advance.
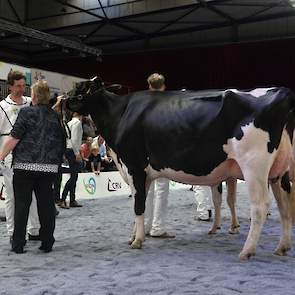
[106,84,122,92]
[90,76,104,88]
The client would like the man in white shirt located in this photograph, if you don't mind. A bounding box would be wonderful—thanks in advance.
[0,70,40,241]
[144,73,174,238]
[193,185,212,221]
[59,112,83,208]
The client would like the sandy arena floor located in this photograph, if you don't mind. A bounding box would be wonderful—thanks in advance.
[0,182,295,295]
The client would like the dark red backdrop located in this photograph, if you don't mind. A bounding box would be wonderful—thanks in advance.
[35,38,295,92]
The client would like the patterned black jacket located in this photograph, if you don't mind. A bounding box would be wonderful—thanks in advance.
[11,104,66,173]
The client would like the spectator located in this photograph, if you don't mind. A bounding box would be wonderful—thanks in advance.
[89,147,102,175]
[0,80,65,254]
[82,116,96,139]
[92,135,116,171]
[80,136,93,172]
[59,112,83,209]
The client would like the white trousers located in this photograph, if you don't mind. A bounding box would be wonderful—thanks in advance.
[145,178,170,236]
[193,185,212,219]
[2,161,40,236]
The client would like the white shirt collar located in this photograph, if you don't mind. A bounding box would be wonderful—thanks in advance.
[5,95,29,105]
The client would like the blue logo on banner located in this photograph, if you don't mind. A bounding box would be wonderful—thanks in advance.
[83,177,96,195]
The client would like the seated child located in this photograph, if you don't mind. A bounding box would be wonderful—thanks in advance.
[89,147,102,175]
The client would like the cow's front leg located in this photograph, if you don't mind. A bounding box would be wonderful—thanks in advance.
[208,184,222,234]
[129,171,147,249]
[226,178,240,234]
[271,177,292,256]
[239,174,270,260]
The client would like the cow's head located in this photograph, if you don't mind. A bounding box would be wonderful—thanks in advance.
[66,76,104,115]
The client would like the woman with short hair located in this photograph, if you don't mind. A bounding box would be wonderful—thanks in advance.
[0,80,65,254]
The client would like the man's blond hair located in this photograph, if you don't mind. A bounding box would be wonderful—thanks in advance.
[147,73,165,90]
[31,80,50,104]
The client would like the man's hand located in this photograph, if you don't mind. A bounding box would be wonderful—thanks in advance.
[57,95,64,103]
[103,157,112,164]
[76,154,82,162]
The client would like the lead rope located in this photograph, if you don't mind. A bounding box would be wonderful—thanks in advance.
[60,99,71,139]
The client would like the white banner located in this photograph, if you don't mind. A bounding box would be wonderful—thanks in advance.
[31,68,86,95]
[62,171,131,199]
[0,61,31,84]
[0,172,191,209]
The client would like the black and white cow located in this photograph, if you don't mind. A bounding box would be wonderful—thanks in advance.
[66,78,295,260]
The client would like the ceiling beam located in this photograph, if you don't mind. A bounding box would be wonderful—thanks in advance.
[198,0,238,42]
[89,20,231,46]
[24,0,28,25]
[87,7,295,46]
[0,18,102,56]
[97,0,108,19]
[198,0,236,22]
[215,1,288,7]
[239,0,286,22]
[54,0,146,37]
[27,0,145,22]
[153,6,201,34]
[82,22,106,42]
[29,0,231,32]
[7,0,23,24]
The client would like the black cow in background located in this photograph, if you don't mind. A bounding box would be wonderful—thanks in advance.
[66,77,295,260]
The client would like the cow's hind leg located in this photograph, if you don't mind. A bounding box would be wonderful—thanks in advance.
[129,171,147,249]
[227,178,240,234]
[271,175,292,256]
[239,173,270,260]
[127,181,137,245]
[208,184,222,234]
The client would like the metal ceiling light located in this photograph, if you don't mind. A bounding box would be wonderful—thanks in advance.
[21,36,29,43]
[62,47,70,53]
[42,42,50,48]
[96,55,102,62]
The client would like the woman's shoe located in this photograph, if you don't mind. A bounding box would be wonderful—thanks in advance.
[11,246,26,254]
[58,201,69,209]
[70,200,82,207]
[39,245,52,253]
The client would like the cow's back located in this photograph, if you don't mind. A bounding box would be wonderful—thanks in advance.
[118,87,295,177]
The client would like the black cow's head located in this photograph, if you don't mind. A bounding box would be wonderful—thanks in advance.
[66,76,104,115]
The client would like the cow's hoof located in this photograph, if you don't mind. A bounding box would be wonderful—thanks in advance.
[128,235,136,245]
[239,251,255,261]
[130,239,142,249]
[208,230,216,235]
[208,226,220,235]
[228,226,240,235]
[274,246,291,256]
